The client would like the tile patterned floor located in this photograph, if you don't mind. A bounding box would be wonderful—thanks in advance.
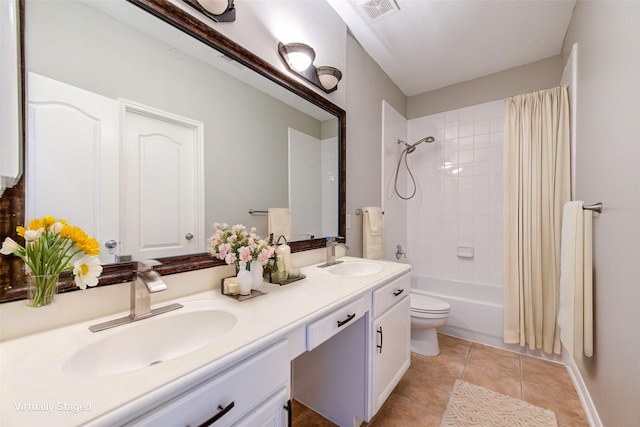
[291,333,589,427]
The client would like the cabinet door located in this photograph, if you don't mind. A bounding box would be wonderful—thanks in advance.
[372,296,410,415]
[233,388,288,427]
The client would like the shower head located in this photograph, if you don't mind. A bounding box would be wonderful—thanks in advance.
[399,136,435,153]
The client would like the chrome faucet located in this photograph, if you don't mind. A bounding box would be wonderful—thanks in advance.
[322,236,349,267]
[131,260,167,320]
[89,260,182,332]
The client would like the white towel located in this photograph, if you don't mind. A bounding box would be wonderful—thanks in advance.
[268,208,291,241]
[363,207,383,260]
[558,201,593,358]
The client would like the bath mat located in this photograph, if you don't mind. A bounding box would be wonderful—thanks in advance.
[441,380,558,427]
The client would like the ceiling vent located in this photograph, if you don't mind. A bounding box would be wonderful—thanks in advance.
[359,0,399,21]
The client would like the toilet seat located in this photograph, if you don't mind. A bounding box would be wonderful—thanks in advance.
[410,293,451,315]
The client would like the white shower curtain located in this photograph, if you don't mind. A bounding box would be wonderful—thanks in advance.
[503,86,570,355]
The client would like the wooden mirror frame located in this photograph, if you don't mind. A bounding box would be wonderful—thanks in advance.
[0,0,346,303]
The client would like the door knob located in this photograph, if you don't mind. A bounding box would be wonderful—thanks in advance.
[105,240,118,249]
[185,233,194,240]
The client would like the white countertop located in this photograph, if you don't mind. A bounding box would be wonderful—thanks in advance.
[0,257,410,426]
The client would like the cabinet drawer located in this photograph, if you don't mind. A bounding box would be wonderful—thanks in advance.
[307,296,368,350]
[372,273,410,318]
[130,340,289,427]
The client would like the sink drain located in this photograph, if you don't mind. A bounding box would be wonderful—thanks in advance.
[149,360,163,366]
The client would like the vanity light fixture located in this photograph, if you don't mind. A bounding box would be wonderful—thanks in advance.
[182,0,235,22]
[278,42,342,93]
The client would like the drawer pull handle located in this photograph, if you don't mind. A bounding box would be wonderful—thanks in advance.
[200,401,235,426]
[393,289,404,297]
[337,313,356,328]
[377,326,383,354]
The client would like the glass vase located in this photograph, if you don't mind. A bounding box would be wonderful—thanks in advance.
[237,270,252,296]
[26,274,59,308]
[250,260,263,290]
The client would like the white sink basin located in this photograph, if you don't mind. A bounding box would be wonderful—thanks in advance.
[62,307,239,377]
[327,261,384,276]
[12,300,248,383]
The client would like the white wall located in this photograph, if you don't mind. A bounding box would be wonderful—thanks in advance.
[561,2,640,425]
[381,101,408,262]
[407,55,562,119]
[345,35,406,256]
[403,101,504,284]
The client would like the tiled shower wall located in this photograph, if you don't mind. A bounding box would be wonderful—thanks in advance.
[405,100,505,286]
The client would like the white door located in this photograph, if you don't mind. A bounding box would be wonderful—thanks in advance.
[26,72,119,264]
[120,101,203,261]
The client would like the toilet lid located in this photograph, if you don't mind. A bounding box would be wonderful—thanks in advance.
[410,293,451,313]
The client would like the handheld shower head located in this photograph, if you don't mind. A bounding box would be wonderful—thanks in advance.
[398,136,435,153]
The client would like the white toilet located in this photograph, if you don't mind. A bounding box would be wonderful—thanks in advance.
[410,291,451,356]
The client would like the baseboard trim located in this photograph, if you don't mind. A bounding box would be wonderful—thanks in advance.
[562,349,603,427]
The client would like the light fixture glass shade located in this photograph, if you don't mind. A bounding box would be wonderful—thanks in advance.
[317,66,342,91]
[197,0,230,15]
[280,43,316,72]
[288,52,313,72]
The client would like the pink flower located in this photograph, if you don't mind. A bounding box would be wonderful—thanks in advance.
[225,253,237,265]
[257,248,273,263]
[238,246,252,263]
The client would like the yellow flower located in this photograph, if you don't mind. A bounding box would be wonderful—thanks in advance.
[43,215,56,228]
[16,226,25,237]
[82,238,100,256]
[27,218,44,231]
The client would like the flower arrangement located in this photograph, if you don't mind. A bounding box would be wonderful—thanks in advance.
[0,215,103,307]
[209,223,274,271]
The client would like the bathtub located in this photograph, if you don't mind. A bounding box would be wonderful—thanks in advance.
[411,275,505,347]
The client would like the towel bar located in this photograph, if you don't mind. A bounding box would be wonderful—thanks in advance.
[248,209,268,215]
[355,208,384,216]
[582,202,602,214]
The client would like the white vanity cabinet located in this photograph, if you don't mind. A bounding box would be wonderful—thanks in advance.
[369,273,411,417]
[127,340,289,427]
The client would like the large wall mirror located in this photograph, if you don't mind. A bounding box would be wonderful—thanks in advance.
[0,0,346,302]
